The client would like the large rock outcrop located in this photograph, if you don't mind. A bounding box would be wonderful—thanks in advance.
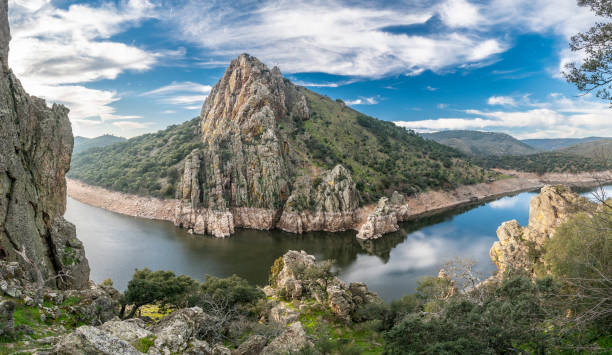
[490,185,585,275]
[174,54,361,237]
[357,191,409,239]
[268,250,382,322]
[0,0,89,289]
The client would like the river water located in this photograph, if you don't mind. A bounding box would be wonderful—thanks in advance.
[64,185,610,301]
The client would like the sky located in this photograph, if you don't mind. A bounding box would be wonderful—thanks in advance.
[7,0,612,139]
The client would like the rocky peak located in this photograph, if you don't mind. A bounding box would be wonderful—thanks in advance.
[490,185,587,275]
[0,1,89,289]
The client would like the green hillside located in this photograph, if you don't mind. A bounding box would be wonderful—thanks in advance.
[73,134,126,154]
[422,130,538,156]
[470,152,609,174]
[558,139,612,161]
[69,90,496,201]
[521,137,610,151]
[69,118,203,197]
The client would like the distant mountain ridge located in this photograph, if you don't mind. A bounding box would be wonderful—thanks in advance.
[421,130,539,156]
[559,139,612,161]
[73,134,126,154]
[521,137,611,151]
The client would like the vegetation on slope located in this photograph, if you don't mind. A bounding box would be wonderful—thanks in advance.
[559,139,612,162]
[521,137,610,151]
[421,130,539,156]
[73,134,126,154]
[68,118,203,198]
[281,89,495,202]
[469,152,610,174]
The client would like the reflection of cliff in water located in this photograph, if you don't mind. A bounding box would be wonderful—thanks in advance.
[358,202,489,262]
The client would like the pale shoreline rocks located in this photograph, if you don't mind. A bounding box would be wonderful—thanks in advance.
[68,169,612,239]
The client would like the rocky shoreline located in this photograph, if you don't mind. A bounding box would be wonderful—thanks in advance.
[66,169,612,239]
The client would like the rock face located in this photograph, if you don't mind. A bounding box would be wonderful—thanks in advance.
[0,0,89,289]
[270,250,381,321]
[490,185,584,275]
[357,191,409,239]
[174,54,363,237]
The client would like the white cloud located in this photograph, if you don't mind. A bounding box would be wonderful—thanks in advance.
[426,86,438,91]
[141,81,211,108]
[438,0,482,28]
[112,121,153,129]
[346,97,379,105]
[7,0,160,130]
[487,96,517,106]
[437,103,448,109]
[167,1,505,78]
[394,94,612,139]
[141,81,212,96]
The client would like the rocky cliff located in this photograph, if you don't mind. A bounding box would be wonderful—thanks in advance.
[0,0,89,289]
[489,185,586,275]
[174,54,364,237]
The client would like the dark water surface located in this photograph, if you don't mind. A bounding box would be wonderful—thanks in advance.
[64,185,610,301]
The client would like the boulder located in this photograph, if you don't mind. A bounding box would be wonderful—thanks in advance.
[99,319,152,343]
[262,322,312,355]
[0,300,15,336]
[233,334,267,355]
[54,326,140,355]
[152,306,213,353]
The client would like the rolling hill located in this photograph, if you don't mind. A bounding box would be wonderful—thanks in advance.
[521,137,610,151]
[73,134,126,154]
[559,139,612,161]
[421,130,539,156]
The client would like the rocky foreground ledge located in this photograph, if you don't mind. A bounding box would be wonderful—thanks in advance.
[0,250,382,354]
[67,170,612,240]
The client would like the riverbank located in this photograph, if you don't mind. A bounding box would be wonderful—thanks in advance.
[67,170,612,238]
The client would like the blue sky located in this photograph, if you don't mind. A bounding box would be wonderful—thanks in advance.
[7,0,612,138]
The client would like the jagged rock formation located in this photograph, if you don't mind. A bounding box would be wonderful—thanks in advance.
[490,185,586,275]
[357,191,409,239]
[267,250,382,322]
[174,54,363,237]
[0,0,89,289]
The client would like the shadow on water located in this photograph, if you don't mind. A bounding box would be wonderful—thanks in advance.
[65,185,609,301]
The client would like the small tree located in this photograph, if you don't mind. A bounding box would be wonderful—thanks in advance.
[121,268,197,318]
[564,0,612,104]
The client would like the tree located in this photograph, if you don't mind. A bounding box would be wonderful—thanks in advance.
[121,268,197,318]
[564,0,612,104]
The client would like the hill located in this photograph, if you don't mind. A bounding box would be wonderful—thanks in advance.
[69,54,496,236]
[73,134,126,154]
[421,130,538,156]
[521,137,610,151]
[558,139,612,161]
[469,152,609,174]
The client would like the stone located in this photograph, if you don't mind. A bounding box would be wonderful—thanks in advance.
[357,197,399,239]
[99,319,152,343]
[54,326,140,355]
[152,306,214,354]
[233,334,267,355]
[261,322,311,355]
[0,300,15,336]
[0,0,90,289]
[269,302,299,325]
[326,284,355,322]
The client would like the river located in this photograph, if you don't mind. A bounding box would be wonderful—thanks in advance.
[64,185,610,301]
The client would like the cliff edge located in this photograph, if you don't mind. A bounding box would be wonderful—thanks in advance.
[0,0,89,289]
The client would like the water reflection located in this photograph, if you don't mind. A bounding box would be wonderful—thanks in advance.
[64,185,607,302]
